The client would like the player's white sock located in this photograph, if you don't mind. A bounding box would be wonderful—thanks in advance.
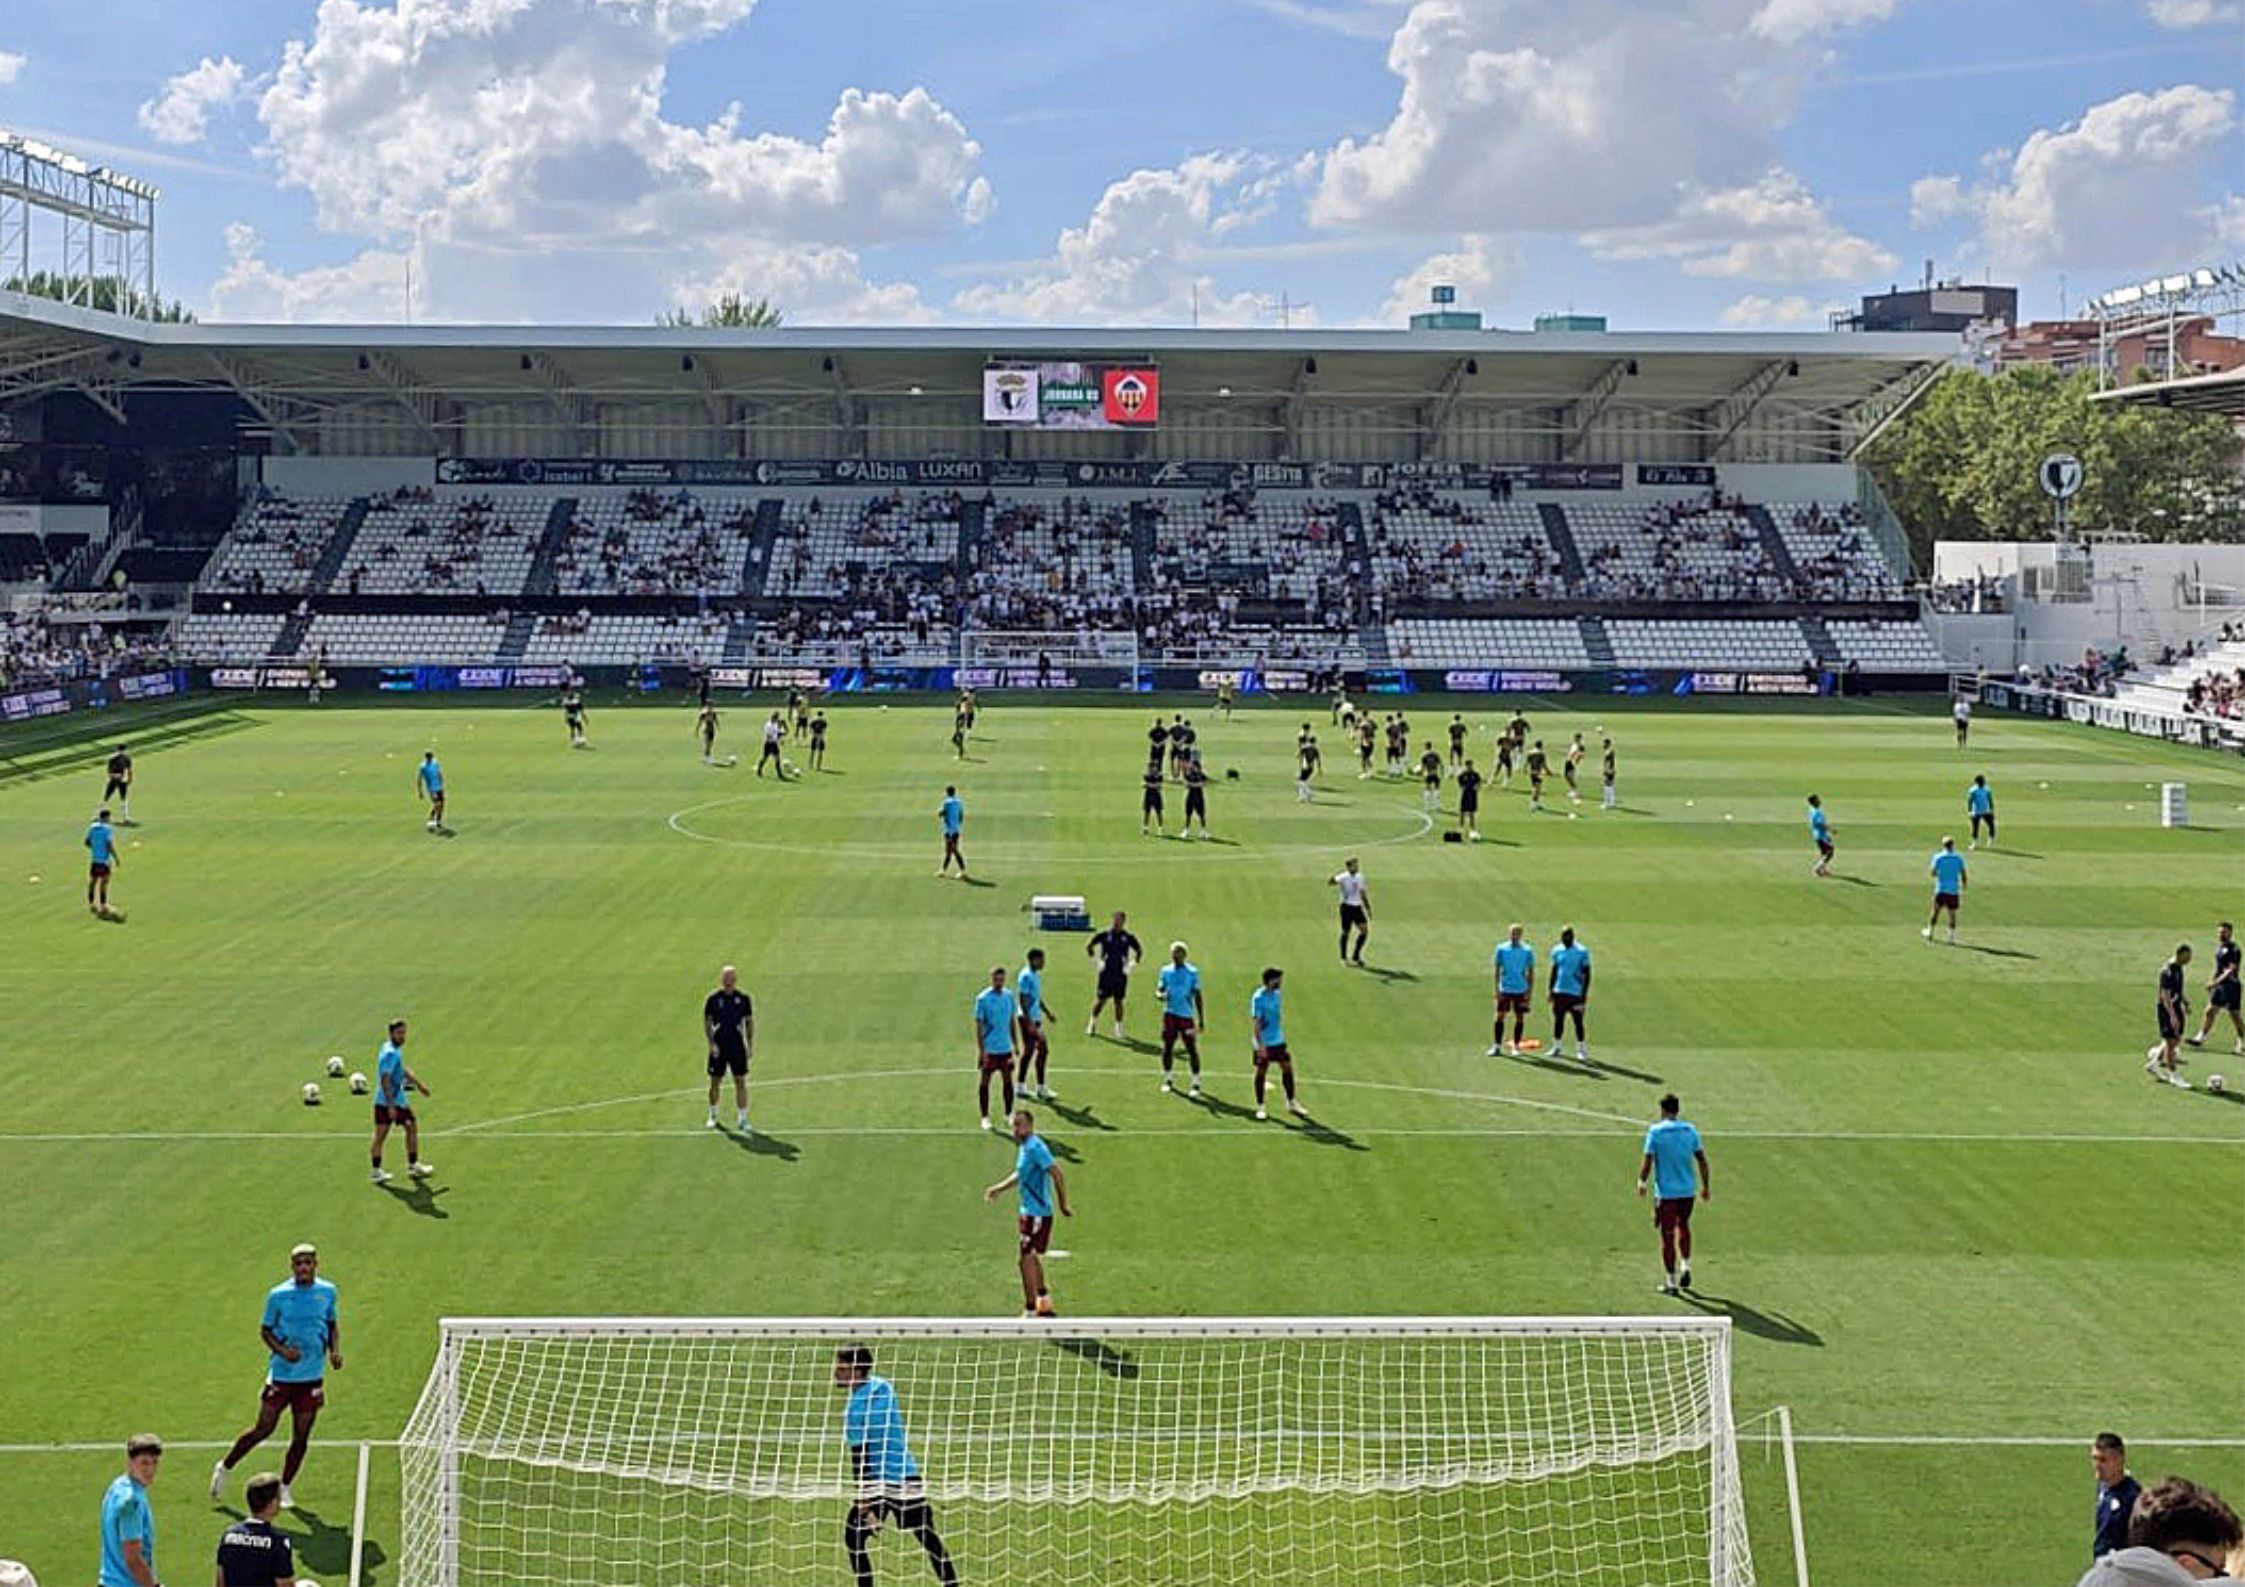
[278,1483,293,1510]
[736,1111,750,1131]
[980,1116,994,1131]
[1113,1022,1124,1038]
[1946,928,1957,945]
[1920,926,1933,939]
[119,798,131,820]
[706,1106,718,1127]
[209,1460,226,1500]
[1678,1263,1691,1289]
[1576,1045,1589,1063]
[1085,1019,1096,1036]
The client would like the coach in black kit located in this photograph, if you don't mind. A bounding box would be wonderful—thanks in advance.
[705,964,756,1133]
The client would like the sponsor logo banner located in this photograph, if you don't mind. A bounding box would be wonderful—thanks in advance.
[1101,367,1159,426]
[1638,464,1716,487]
[983,367,1039,424]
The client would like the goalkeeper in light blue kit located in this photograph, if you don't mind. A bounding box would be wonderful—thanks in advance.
[832,1345,959,1587]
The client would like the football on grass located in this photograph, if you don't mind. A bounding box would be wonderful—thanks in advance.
[350,1071,369,1094]
[325,1055,346,1077]
[2211,1074,2229,1094]
[301,1083,322,1106]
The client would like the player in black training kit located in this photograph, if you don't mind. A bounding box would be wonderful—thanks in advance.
[1147,716,1170,767]
[1085,911,1144,1037]
[2187,920,2244,1055]
[103,744,135,824]
[704,965,756,1131]
[698,704,721,764]
[2149,945,2193,1087]
[808,710,829,770]
[1525,740,1549,811]
[1182,753,1211,838]
[1447,714,1469,768]
[562,689,587,748]
[1141,759,1167,836]
[1456,762,1484,840]
[1355,715,1376,778]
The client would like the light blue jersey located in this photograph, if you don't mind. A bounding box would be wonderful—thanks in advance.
[1808,806,1831,844]
[1016,966,1047,1024]
[1551,942,1591,997]
[844,1376,921,1485]
[417,758,443,795]
[1643,1118,1704,1200]
[974,986,1015,1054]
[1931,849,1967,894]
[1967,783,1994,816]
[1158,961,1201,1018]
[939,795,963,835]
[98,1473,153,1587]
[376,1041,412,1111]
[86,819,117,866]
[1015,1132,1057,1217]
[264,1276,339,1384]
[1251,985,1284,1047]
[1494,940,1535,995]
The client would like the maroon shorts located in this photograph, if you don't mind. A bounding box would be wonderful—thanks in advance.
[1654,1196,1695,1232]
[1162,1014,1196,1039]
[1017,1215,1053,1255]
[1497,992,1530,1015]
[978,1050,1014,1076]
[1933,891,1960,909]
[1255,1044,1291,1067]
[89,862,112,879]
[1816,840,1834,859]
[373,1104,416,1126]
[261,1378,325,1414]
[1551,994,1583,1016]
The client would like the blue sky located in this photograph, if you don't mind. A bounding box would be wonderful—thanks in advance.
[0,0,2238,328]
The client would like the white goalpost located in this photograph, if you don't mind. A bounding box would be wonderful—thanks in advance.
[400,1316,1754,1587]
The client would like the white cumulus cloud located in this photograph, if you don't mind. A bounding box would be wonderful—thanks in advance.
[236,0,988,320]
[1718,293,1839,328]
[1310,0,1901,236]
[0,51,25,86]
[139,56,250,145]
[207,223,412,323]
[1585,169,1894,281]
[956,153,1298,326]
[1918,85,2240,274]
[1379,234,1518,324]
[2147,0,2241,27]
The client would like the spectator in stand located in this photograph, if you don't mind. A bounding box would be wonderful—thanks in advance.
[2075,1476,2243,1584]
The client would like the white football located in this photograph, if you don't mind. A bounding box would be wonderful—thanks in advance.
[0,1557,42,1587]
[325,1055,346,1077]
[349,1072,369,1094]
[301,1083,322,1106]
[2210,1074,2228,1094]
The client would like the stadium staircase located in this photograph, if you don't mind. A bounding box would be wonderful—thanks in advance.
[1128,502,1159,587]
[1536,503,1588,585]
[519,497,580,598]
[1744,504,1802,585]
[308,499,372,592]
[1799,615,1841,667]
[495,614,536,663]
[272,611,314,660]
[742,499,782,596]
[1579,617,1617,667]
[956,496,989,576]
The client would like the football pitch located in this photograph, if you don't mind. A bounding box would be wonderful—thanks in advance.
[2,692,2241,1587]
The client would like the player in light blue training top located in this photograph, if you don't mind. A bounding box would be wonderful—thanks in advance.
[972,966,1016,1129]
[85,805,121,916]
[370,1018,432,1184]
[1548,928,1593,1066]
[1966,775,1997,849]
[211,1243,341,1508]
[1488,924,1537,1056]
[1156,942,1205,1094]
[1806,794,1833,877]
[985,1107,1072,1316]
[1016,946,1053,1102]
[1637,1093,1709,1296]
[99,1434,162,1587]
[415,751,445,833]
[1924,836,1968,945]
[833,1344,959,1587]
[1249,966,1305,1121]
[937,786,968,880]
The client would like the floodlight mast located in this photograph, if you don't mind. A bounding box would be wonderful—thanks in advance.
[0,129,160,318]
[2083,259,2245,391]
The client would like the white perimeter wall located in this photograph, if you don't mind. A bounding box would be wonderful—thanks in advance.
[1929,540,2245,670]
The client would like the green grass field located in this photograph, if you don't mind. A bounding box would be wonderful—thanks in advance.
[2,691,2241,1587]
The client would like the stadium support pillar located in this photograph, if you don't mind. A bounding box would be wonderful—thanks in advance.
[1706,360,1790,462]
[1560,359,1632,461]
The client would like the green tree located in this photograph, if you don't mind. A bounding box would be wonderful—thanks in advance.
[3,270,195,322]
[655,291,781,329]
[1866,366,2242,565]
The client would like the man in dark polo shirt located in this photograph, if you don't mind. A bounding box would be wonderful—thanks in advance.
[216,1473,296,1587]
[2092,1432,2143,1560]
[704,964,755,1134]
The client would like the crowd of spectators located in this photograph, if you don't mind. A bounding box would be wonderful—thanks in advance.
[964,495,1137,632]
[342,488,529,598]
[1927,572,2008,613]
[1780,502,1899,600]
[2013,643,2137,696]
[1366,486,1566,603]
[552,489,753,597]
[0,602,172,690]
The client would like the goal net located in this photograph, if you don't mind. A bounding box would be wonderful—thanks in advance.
[399,1316,1753,1587]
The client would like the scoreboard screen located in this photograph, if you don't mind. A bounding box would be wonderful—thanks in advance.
[983,362,1159,430]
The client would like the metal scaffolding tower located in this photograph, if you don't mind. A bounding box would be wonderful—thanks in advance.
[0,130,160,317]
